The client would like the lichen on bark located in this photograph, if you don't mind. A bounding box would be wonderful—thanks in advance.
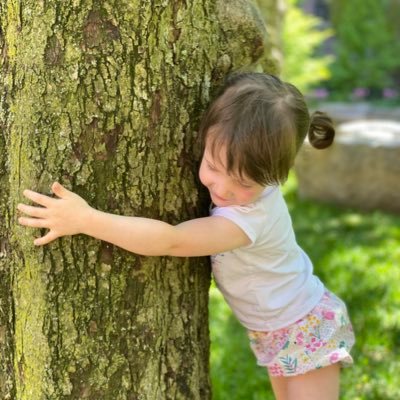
[0,6,16,397]
[0,0,276,399]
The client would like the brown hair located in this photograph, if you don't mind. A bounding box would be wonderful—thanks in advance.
[199,72,334,185]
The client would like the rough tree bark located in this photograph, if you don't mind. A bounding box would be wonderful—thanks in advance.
[0,1,273,399]
[254,0,285,74]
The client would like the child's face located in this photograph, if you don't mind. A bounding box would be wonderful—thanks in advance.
[199,139,265,207]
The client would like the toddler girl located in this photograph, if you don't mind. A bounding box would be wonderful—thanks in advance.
[18,72,354,400]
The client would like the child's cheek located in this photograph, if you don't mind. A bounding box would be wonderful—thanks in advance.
[240,188,257,203]
[238,185,265,204]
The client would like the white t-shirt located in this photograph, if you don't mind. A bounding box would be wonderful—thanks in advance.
[210,186,324,331]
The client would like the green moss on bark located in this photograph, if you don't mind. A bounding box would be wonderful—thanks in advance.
[0,0,276,399]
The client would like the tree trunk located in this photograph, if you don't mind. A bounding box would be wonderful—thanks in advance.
[0,1,271,399]
[253,0,285,74]
[0,17,15,398]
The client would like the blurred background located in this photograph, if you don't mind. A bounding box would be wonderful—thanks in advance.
[282,0,399,103]
[210,1,400,399]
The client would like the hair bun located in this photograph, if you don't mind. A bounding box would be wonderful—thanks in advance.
[308,111,335,149]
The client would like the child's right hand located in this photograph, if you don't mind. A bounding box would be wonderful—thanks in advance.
[17,182,93,246]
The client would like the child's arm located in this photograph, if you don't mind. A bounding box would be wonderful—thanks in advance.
[17,182,251,257]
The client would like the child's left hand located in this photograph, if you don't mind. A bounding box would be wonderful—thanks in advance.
[17,182,92,246]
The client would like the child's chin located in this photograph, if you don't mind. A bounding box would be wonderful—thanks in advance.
[211,194,234,207]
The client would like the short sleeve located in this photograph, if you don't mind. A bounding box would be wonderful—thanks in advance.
[211,202,266,245]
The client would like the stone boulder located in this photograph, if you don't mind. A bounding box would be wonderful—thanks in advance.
[294,119,400,214]
[311,102,400,124]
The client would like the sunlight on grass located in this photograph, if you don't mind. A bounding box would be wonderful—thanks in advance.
[210,173,400,400]
[209,285,274,400]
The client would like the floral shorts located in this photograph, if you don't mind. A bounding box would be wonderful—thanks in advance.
[247,291,355,377]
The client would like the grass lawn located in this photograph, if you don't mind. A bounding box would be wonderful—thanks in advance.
[210,174,400,400]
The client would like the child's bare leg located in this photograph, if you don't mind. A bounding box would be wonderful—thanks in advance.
[268,364,340,400]
[268,371,288,400]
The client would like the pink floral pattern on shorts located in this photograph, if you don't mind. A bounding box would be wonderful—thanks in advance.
[247,291,355,377]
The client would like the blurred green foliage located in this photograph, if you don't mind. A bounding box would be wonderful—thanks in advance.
[328,0,400,97]
[281,0,333,92]
[210,173,400,399]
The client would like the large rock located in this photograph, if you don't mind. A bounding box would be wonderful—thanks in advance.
[294,119,400,214]
[311,102,400,124]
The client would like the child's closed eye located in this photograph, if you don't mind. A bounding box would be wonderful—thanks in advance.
[207,162,218,171]
[239,182,254,189]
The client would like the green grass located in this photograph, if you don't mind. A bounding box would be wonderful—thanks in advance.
[209,174,400,400]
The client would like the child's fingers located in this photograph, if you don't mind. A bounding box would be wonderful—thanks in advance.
[51,182,72,198]
[34,231,58,246]
[17,203,47,218]
[22,189,53,207]
[18,216,48,229]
